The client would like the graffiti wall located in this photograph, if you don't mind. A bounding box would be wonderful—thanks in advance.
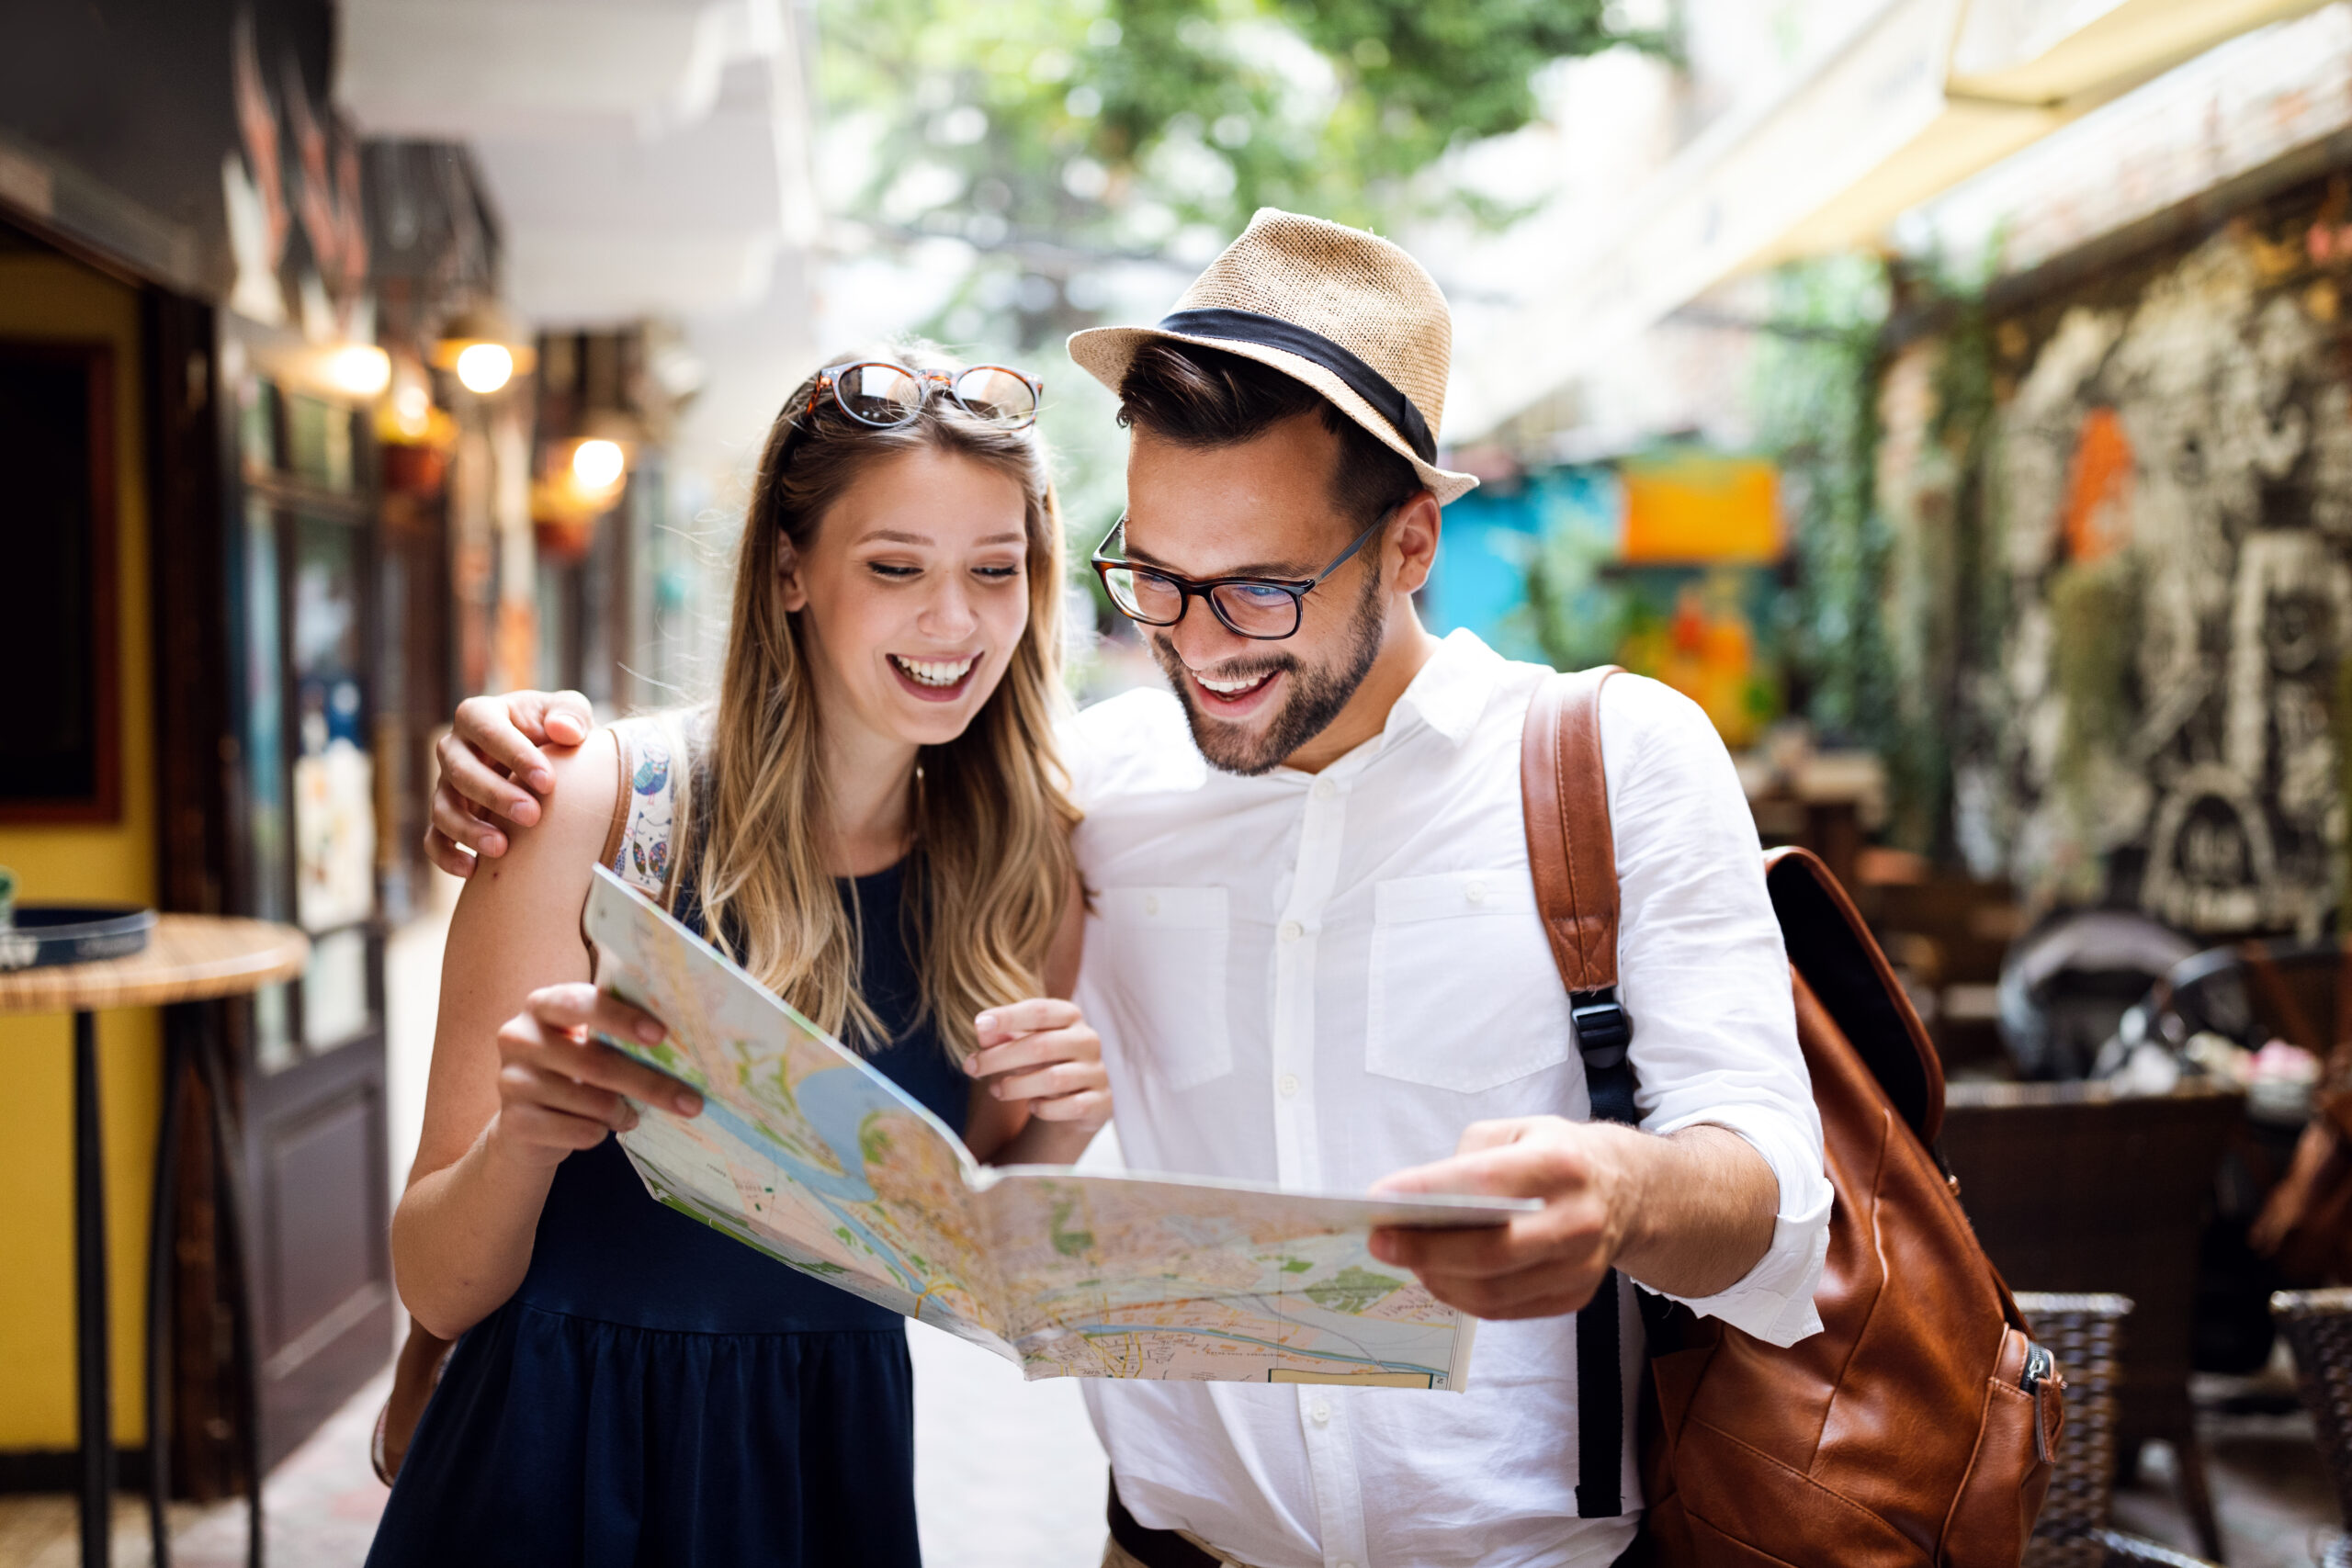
[1892,178,2352,936]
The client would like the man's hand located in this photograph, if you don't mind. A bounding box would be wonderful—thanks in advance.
[425,689,596,877]
[1369,1118,1778,1321]
[1368,1117,1637,1320]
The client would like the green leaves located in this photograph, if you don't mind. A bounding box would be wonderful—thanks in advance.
[814,0,1665,553]
[818,0,1660,344]
[1748,256,1893,757]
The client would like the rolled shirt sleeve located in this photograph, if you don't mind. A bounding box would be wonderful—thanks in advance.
[1601,675,1832,1348]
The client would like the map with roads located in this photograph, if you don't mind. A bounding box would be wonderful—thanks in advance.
[586,868,1526,1389]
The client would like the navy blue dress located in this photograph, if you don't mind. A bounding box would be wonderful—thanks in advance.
[368,861,964,1568]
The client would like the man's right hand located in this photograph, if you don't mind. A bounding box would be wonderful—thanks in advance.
[425,689,597,877]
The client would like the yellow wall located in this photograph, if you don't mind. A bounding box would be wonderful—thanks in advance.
[0,254,162,1448]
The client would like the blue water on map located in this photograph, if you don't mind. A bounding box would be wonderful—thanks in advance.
[684,1062,959,1295]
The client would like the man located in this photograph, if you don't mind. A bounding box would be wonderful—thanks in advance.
[424,210,1828,1568]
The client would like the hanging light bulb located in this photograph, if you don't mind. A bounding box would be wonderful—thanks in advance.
[324,343,391,398]
[390,381,431,439]
[432,302,534,396]
[571,437,626,490]
[456,342,515,395]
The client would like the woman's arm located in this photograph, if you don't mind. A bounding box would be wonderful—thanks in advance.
[963,866,1105,1166]
[391,730,696,1338]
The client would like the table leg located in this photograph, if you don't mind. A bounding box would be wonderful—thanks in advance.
[72,1010,113,1568]
[146,1023,190,1568]
[194,1033,265,1568]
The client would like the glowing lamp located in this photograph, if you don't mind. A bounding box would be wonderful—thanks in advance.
[456,342,514,395]
[431,302,535,396]
[571,437,626,490]
[390,382,432,440]
[325,344,391,398]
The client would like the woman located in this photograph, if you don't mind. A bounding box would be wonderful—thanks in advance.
[368,350,1106,1567]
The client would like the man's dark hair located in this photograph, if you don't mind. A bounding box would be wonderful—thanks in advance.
[1115,339,1420,528]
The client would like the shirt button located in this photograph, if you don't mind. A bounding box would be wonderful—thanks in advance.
[1312,777,1337,802]
[1279,919,1303,942]
[1464,880,1487,905]
[1310,1400,1331,1425]
[1278,1073,1300,1099]
[1143,895,1160,917]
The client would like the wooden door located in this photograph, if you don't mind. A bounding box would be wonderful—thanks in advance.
[218,324,394,1472]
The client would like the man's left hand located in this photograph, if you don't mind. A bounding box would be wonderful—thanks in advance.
[1368,1115,1637,1321]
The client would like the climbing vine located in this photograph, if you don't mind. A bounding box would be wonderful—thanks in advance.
[1747,259,1896,739]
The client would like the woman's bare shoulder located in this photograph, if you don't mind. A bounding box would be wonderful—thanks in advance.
[469,728,620,894]
[438,727,617,999]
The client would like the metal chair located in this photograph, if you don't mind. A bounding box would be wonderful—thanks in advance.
[1945,1079,2246,1562]
[2271,1288,2352,1567]
[2018,1292,2224,1568]
[2156,941,2350,1055]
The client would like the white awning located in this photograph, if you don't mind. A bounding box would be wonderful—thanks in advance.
[338,0,820,325]
[1446,0,2332,443]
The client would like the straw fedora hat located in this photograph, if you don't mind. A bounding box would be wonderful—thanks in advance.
[1068,208,1479,504]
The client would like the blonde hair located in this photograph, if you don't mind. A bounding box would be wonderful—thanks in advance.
[686,344,1080,1058]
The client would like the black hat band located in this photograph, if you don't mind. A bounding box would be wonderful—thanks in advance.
[1155,308,1437,464]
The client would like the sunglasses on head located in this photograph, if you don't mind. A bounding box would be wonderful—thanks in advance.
[807,361,1043,432]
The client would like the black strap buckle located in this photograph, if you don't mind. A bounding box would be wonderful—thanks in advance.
[1570,987,1632,1068]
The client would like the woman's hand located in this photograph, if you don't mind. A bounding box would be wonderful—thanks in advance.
[485,983,705,1171]
[965,998,1111,1137]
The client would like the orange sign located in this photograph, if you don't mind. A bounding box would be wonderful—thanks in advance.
[1620,451,1781,563]
[2062,407,2134,563]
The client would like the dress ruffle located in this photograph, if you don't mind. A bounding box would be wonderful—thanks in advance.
[368,1303,919,1567]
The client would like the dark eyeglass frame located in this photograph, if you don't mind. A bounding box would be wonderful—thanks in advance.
[1089,509,1390,641]
[808,360,1043,431]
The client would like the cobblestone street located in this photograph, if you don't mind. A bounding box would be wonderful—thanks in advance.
[910,1320,1109,1568]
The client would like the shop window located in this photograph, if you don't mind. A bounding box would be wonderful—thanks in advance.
[0,338,119,821]
[302,930,371,1047]
[229,360,383,1070]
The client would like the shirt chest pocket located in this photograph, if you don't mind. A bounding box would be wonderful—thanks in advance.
[1094,886,1235,1092]
[1366,871,1573,1094]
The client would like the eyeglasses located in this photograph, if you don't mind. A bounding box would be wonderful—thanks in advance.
[1090,511,1389,641]
[808,361,1042,431]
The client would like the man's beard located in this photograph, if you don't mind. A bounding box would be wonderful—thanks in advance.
[1149,563,1386,776]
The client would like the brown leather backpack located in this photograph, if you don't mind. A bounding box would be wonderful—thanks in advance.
[1522,669,2061,1567]
[2246,943,2352,1283]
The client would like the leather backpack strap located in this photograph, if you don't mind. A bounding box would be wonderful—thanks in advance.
[1521,664,1637,1520]
[1521,666,1635,1122]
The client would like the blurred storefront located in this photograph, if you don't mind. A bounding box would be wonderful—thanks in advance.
[1427,1,2352,915]
[1877,5,2352,941]
[338,0,826,711]
[0,0,818,1512]
[0,0,531,1504]
[528,326,694,712]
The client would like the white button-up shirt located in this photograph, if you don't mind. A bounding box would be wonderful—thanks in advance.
[1066,630,1831,1568]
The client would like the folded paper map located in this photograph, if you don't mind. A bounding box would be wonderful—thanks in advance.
[585,866,1528,1389]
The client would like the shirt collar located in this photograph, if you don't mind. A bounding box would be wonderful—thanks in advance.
[1281,628,1503,783]
[1255,629,1506,786]
[1384,628,1505,747]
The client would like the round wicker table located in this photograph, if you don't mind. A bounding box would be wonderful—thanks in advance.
[0,916,307,1568]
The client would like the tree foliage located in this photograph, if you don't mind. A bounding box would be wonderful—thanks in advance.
[818,0,1664,345]
[1747,258,1894,753]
